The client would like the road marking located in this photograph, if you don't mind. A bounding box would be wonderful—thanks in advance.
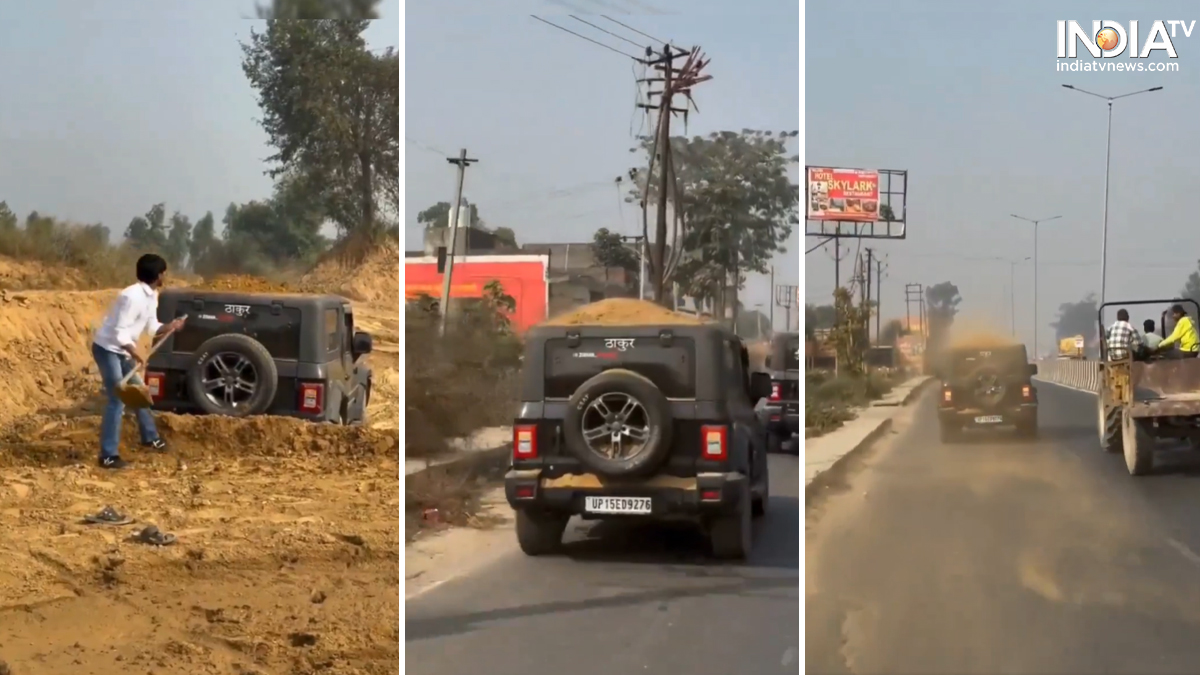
[405,578,449,600]
[1167,538,1200,567]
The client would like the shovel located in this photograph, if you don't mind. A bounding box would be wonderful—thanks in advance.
[114,319,184,409]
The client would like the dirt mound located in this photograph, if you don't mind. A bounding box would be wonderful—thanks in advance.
[0,290,116,427]
[0,412,398,467]
[297,241,398,302]
[542,298,706,327]
[192,274,290,293]
[0,256,88,290]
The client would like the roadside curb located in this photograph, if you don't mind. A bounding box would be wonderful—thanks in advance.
[804,376,932,488]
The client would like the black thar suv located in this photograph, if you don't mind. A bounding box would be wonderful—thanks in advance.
[936,343,1038,442]
[504,323,775,560]
[145,289,374,424]
[760,331,800,452]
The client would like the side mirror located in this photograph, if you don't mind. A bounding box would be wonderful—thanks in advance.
[1028,364,1038,376]
[352,331,374,356]
[749,371,773,401]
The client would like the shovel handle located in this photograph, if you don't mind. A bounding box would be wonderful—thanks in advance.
[117,317,186,386]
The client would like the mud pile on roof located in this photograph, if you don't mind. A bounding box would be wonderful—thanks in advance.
[542,298,706,327]
[193,274,290,293]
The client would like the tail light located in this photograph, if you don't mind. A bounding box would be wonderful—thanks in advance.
[942,388,953,403]
[700,424,728,461]
[769,382,782,402]
[514,424,538,460]
[1022,385,1032,400]
[144,371,165,401]
[299,382,324,414]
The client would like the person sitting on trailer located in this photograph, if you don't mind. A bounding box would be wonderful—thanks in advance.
[1106,309,1143,361]
[1155,305,1200,358]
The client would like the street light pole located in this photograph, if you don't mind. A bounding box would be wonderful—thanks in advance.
[1062,84,1163,306]
[1011,215,1061,358]
[1009,256,1031,338]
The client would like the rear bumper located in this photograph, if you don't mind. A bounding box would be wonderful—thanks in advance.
[938,403,1037,428]
[762,402,800,434]
[505,469,748,518]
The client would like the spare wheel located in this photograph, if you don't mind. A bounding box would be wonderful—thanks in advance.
[563,368,673,479]
[186,334,279,417]
[967,365,1008,410]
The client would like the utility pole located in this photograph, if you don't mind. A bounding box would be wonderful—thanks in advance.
[864,248,874,341]
[640,44,710,304]
[438,148,478,336]
[875,257,886,342]
[769,266,775,332]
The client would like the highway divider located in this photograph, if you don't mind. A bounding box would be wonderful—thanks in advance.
[1034,359,1101,393]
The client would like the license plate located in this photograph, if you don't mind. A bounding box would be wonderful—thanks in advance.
[584,496,652,515]
[974,415,1003,424]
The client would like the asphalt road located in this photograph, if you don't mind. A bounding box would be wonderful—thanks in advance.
[807,383,1200,675]
[405,452,801,675]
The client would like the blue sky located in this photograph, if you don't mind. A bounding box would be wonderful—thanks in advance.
[0,0,398,237]
[404,0,800,317]
[807,0,1200,354]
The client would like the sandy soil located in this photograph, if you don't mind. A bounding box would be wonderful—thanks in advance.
[541,298,706,327]
[0,247,400,675]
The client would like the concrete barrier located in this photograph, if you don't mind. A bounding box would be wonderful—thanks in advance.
[1034,359,1101,393]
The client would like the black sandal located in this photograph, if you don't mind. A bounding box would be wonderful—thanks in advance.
[83,506,134,526]
[132,525,176,546]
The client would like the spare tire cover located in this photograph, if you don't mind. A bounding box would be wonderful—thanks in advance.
[186,333,279,417]
[968,365,1007,410]
[562,368,673,479]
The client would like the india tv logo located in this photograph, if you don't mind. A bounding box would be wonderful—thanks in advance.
[1056,20,1192,58]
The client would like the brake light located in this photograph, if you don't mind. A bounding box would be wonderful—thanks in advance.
[943,388,953,403]
[144,371,165,401]
[769,382,782,401]
[514,424,538,460]
[1022,385,1031,399]
[299,383,323,413]
[700,425,728,461]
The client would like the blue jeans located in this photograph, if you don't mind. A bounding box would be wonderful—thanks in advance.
[92,342,159,460]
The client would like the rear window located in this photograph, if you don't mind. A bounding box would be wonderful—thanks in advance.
[544,336,695,399]
[172,301,303,360]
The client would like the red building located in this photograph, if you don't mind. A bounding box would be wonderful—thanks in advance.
[404,254,549,333]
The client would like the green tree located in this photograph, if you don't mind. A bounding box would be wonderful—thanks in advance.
[627,130,799,310]
[242,19,398,238]
[1181,261,1200,310]
[591,227,638,270]
[165,211,193,269]
[0,201,16,234]
[125,203,168,252]
[417,200,479,229]
[493,226,518,249]
[880,318,905,346]
[255,0,380,19]
[925,281,961,356]
[1052,295,1099,344]
[189,211,218,269]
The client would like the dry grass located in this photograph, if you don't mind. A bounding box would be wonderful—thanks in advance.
[405,304,521,458]
[805,369,904,437]
[0,222,142,289]
[404,452,508,542]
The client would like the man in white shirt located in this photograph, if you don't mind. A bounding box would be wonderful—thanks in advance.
[1143,319,1163,353]
[91,254,187,470]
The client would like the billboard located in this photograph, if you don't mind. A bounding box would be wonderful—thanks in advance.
[806,167,880,222]
[404,254,549,333]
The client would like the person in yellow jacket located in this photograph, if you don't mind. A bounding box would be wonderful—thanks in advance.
[1155,304,1200,358]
